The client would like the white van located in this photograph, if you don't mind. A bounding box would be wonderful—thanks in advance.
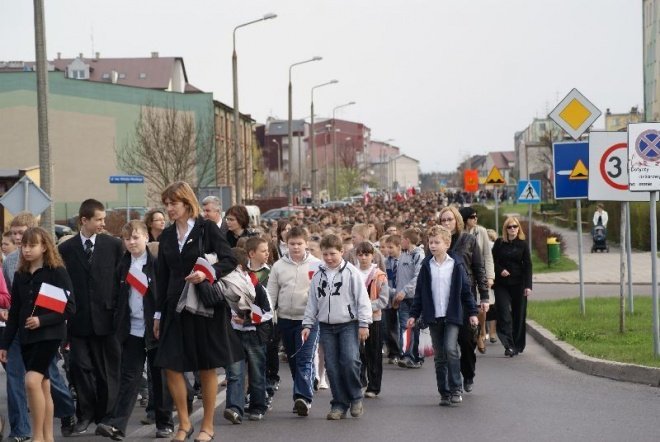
[245,205,261,228]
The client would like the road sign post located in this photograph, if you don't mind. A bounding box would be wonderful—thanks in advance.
[517,180,540,256]
[109,175,144,221]
[485,166,506,234]
[627,123,660,358]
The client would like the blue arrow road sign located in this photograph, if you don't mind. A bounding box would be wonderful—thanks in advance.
[109,175,144,184]
[517,180,541,203]
[553,141,589,199]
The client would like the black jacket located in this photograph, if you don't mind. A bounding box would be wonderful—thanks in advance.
[59,233,123,337]
[157,217,237,314]
[449,232,489,302]
[410,253,478,327]
[114,250,159,350]
[492,238,532,289]
[1,266,75,348]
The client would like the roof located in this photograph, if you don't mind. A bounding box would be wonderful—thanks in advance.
[0,56,203,93]
[266,119,306,136]
[392,154,420,164]
[489,151,516,169]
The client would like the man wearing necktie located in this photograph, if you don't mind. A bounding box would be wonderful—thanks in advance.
[59,199,123,435]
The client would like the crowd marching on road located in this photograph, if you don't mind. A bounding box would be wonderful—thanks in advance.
[0,184,535,442]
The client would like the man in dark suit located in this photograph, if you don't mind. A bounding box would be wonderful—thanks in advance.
[59,199,123,435]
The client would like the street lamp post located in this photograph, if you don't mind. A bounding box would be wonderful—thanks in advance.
[382,138,394,191]
[288,56,322,206]
[332,101,356,199]
[311,80,338,204]
[232,12,277,205]
[272,138,281,196]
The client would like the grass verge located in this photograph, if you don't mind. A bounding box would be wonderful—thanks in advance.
[528,297,660,367]
[531,250,578,274]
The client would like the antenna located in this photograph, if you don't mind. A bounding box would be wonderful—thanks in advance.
[90,26,94,58]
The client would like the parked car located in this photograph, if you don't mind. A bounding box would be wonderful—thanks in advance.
[321,200,350,209]
[54,224,73,239]
[261,207,303,223]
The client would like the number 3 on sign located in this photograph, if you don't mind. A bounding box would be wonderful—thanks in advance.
[600,143,628,190]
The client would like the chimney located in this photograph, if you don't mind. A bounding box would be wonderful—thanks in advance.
[95,52,100,60]
[57,52,61,60]
[151,52,159,58]
[111,70,118,84]
[78,52,83,59]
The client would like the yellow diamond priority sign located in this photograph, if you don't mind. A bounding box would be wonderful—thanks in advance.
[549,88,601,140]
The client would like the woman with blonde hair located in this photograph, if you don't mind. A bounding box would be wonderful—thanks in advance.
[491,216,532,357]
[437,206,489,393]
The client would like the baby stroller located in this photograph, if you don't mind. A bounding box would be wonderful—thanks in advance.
[591,224,609,253]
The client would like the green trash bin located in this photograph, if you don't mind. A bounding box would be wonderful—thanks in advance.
[547,237,560,266]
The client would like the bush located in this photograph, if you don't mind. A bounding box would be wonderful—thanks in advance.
[520,220,566,264]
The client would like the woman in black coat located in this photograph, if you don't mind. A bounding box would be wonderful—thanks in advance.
[154,181,241,442]
[438,206,489,393]
[491,216,532,357]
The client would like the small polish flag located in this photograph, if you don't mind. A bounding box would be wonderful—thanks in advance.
[193,257,216,283]
[401,325,413,354]
[35,283,69,314]
[308,261,320,280]
[126,266,148,296]
[250,304,273,325]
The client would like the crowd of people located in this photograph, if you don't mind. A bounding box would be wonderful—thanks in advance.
[0,183,533,442]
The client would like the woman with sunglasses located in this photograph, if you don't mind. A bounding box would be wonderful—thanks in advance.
[437,206,489,393]
[491,217,532,357]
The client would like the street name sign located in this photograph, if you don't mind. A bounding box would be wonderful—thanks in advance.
[109,175,145,184]
[589,131,650,201]
[549,88,601,141]
[0,175,52,215]
[553,141,589,199]
[628,122,660,191]
[517,180,541,203]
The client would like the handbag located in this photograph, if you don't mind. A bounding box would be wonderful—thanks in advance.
[195,225,225,308]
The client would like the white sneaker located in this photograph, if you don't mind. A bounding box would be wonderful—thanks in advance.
[319,381,329,389]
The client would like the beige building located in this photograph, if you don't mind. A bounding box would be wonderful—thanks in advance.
[605,107,644,131]
[644,0,660,122]
[391,154,420,190]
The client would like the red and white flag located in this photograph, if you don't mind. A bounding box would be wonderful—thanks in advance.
[401,325,413,354]
[193,257,216,283]
[126,266,148,296]
[307,261,320,280]
[250,304,273,325]
[35,283,69,314]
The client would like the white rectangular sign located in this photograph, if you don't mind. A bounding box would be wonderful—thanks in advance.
[628,122,660,192]
[589,131,651,201]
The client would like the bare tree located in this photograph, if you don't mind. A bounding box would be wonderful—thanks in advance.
[116,102,215,201]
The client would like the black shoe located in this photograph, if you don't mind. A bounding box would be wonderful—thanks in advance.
[72,420,91,435]
[463,379,473,393]
[313,378,319,391]
[95,423,119,438]
[11,437,31,442]
[140,415,155,425]
[155,427,174,438]
[504,347,516,357]
[60,415,76,437]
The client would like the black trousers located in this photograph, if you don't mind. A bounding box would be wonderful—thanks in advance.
[381,308,401,358]
[360,320,383,394]
[495,283,527,352]
[104,335,146,434]
[458,324,476,382]
[147,347,174,430]
[69,334,121,423]
[266,323,281,390]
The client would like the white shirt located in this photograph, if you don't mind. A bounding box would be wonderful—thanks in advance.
[430,254,454,318]
[177,218,196,252]
[129,252,148,337]
[80,232,97,249]
[593,210,608,227]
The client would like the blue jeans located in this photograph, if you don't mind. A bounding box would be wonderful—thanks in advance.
[6,337,75,437]
[278,318,318,403]
[397,299,421,362]
[320,322,362,412]
[225,331,268,415]
[428,320,462,396]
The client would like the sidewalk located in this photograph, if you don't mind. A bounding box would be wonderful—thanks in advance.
[529,220,656,284]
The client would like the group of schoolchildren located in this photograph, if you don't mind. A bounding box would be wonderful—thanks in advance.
[0,195,490,441]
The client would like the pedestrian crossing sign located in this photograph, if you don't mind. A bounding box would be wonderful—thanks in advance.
[517,180,541,203]
[485,166,506,185]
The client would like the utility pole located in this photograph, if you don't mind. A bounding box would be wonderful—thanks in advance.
[34,0,53,234]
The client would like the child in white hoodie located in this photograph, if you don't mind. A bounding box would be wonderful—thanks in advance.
[267,227,321,417]
[302,234,372,420]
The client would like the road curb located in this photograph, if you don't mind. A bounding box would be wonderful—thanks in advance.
[527,320,660,387]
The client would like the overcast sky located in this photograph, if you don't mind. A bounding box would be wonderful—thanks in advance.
[1,0,644,173]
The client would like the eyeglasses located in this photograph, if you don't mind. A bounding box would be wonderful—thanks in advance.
[468,215,478,219]
[506,225,519,229]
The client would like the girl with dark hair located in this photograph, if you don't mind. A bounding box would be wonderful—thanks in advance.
[225,205,255,248]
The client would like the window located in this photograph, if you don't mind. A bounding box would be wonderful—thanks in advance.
[102,73,110,80]
[119,73,126,79]
[139,73,147,79]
